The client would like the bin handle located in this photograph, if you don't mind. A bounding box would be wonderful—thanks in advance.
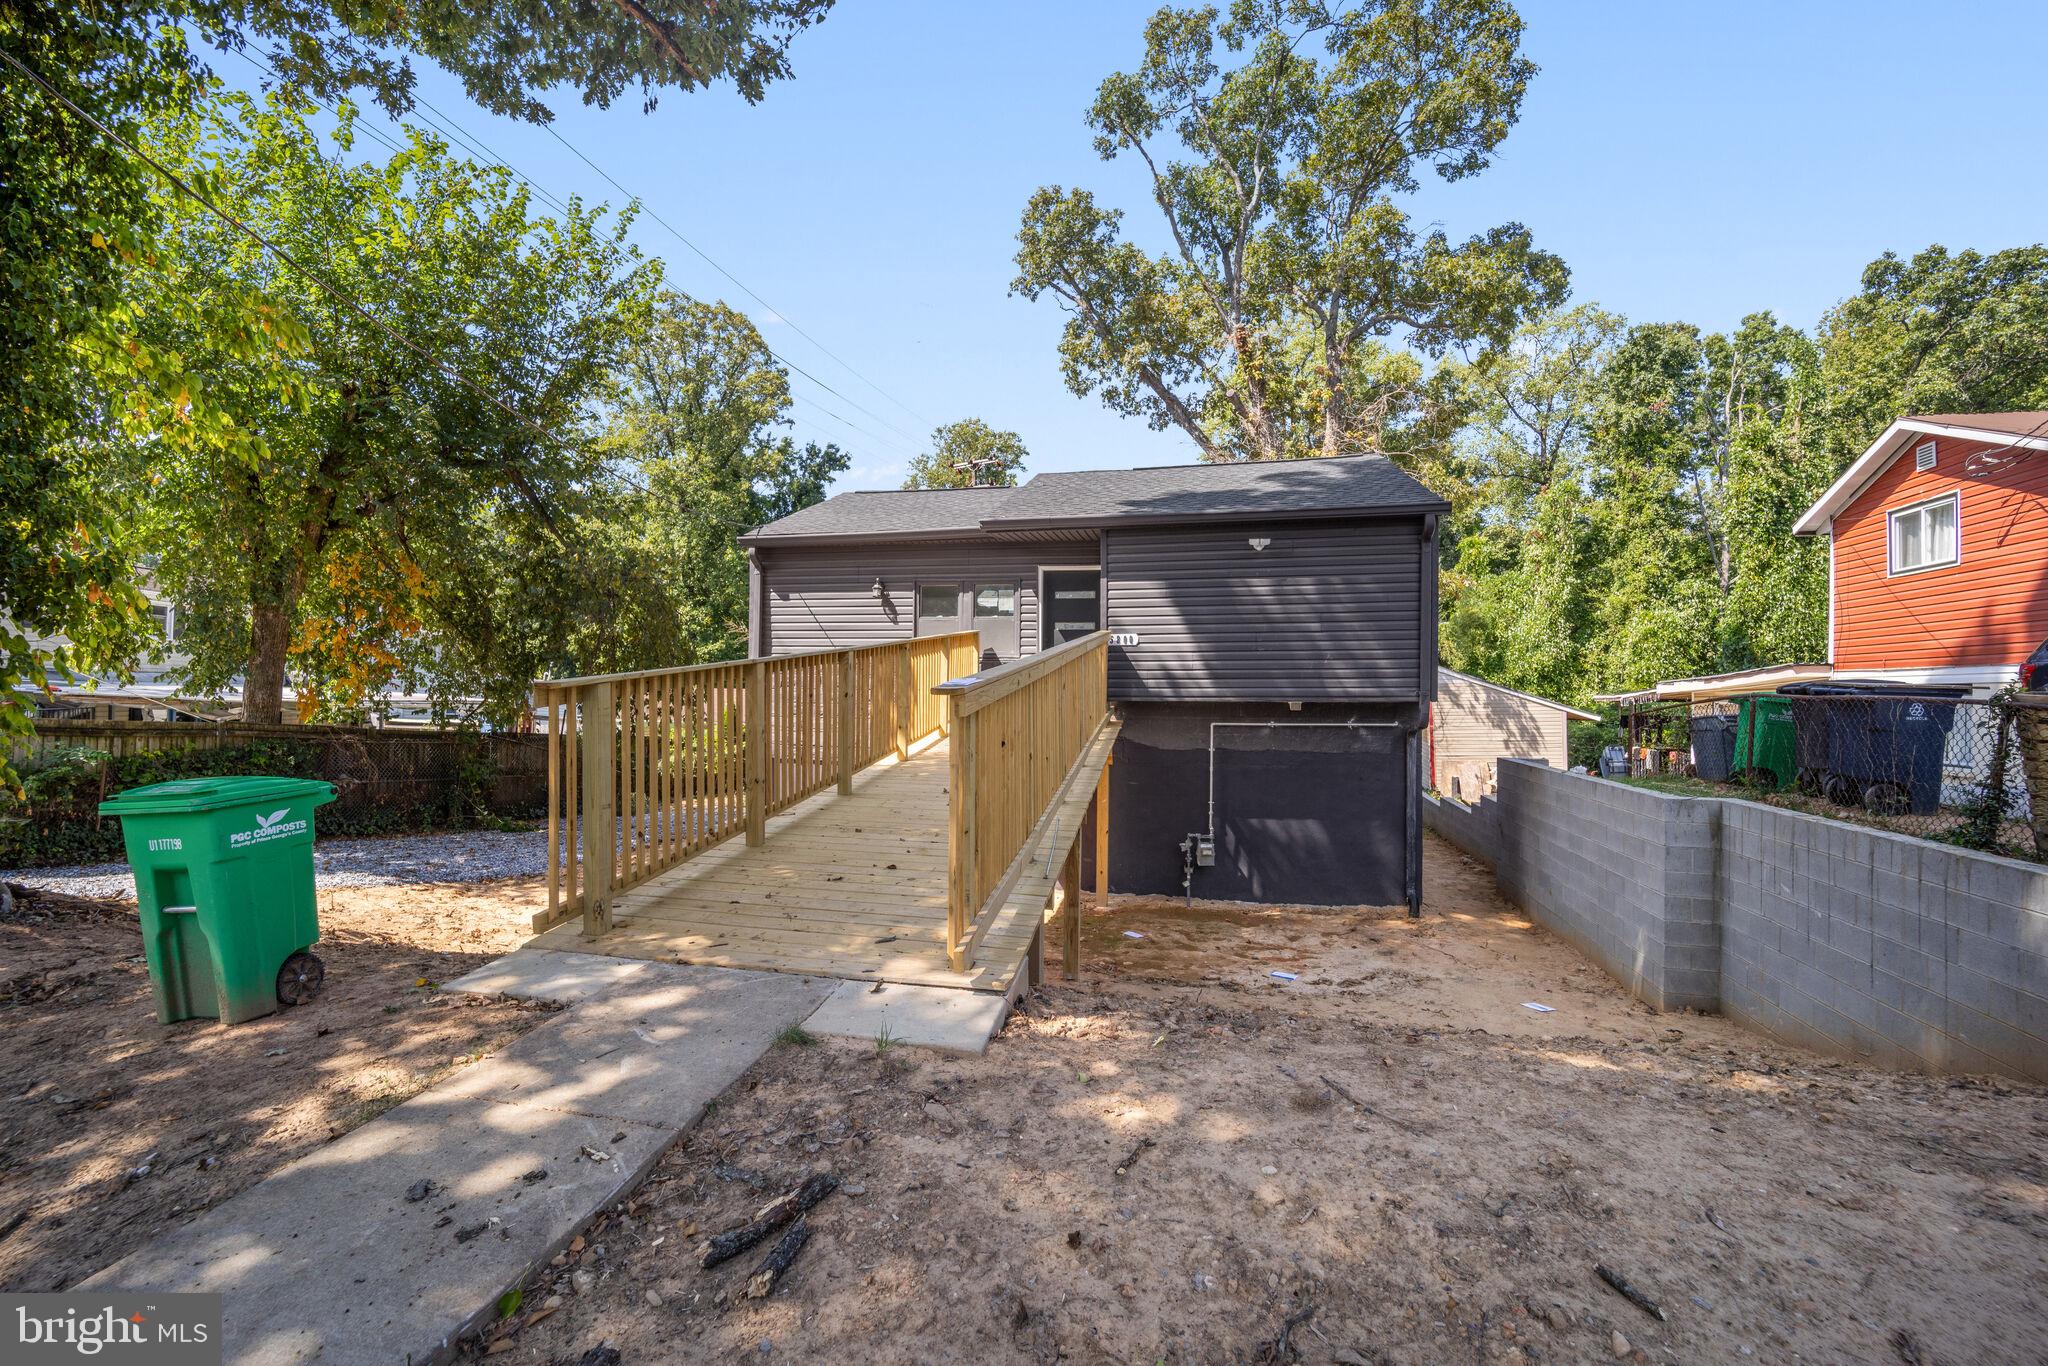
[162,904,199,915]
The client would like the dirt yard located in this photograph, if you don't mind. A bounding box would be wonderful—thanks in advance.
[0,878,551,1291]
[469,837,2047,1366]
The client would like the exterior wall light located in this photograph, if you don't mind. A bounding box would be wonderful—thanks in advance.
[1248,537,1271,551]
[871,578,886,598]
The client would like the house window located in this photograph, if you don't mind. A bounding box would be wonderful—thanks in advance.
[1888,494,1958,574]
[148,604,177,642]
[917,585,960,620]
[972,584,1016,619]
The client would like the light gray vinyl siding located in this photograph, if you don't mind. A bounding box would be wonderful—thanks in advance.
[1102,517,1426,702]
[756,540,1081,655]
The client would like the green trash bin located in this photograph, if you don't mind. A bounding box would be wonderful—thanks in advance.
[98,776,336,1025]
[1731,696,1797,791]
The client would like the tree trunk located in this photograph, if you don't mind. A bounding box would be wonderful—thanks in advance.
[244,601,293,725]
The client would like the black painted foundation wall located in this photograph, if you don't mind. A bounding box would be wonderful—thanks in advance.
[1102,700,1423,909]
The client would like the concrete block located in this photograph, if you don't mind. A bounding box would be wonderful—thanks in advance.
[1814,939,1873,990]
[1827,918,1874,965]
[1947,1000,2048,1080]
[2013,989,2048,1045]
[1873,966,1947,1031]
[1946,964,2018,1026]
[1952,927,2023,989]
[1869,901,1912,950]
[1832,979,1880,1031]
[803,980,1010,1055]
[1963,854,2034,912]
[2021,948,2048,999]
[1875,933,1942,991]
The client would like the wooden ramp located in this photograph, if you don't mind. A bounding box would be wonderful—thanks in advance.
[531,739,1039,993]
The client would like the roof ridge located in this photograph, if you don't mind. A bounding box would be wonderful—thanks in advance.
[836,485,1016,496]
[1024,451,1389,481]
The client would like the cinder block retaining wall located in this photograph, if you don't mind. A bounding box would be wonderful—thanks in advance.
[1426,760,2048,1082]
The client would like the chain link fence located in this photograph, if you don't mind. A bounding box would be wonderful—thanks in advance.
[1623,690,2048,861]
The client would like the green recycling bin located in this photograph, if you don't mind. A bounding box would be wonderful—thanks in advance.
[1731,696,1797,791]
[98,776,336,1025]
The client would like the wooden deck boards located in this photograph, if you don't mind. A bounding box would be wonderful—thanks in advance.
[533,738,1038,993]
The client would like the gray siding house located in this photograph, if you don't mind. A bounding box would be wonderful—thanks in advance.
[740,454,1446,911]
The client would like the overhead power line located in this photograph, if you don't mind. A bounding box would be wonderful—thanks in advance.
[534,122,936,443]
[225,46,927,463]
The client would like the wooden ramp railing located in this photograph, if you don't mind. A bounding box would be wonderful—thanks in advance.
[933,630,1116,973]
[531,631,981,935]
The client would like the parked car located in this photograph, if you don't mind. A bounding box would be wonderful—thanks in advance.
[2019,638,2048,691]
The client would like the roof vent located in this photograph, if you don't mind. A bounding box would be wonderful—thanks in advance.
[1915,440,1937,472]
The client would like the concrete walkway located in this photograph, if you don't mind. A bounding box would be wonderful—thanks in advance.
[83,950,832,1365]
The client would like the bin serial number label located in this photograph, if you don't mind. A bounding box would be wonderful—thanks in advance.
[147,837,184,852]
[229,808,307,848]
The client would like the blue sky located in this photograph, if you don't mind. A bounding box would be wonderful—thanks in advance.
[224,1,2048,489]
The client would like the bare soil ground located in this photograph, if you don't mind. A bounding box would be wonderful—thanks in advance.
[470,837,2047,1366]
[0,878,552,1291]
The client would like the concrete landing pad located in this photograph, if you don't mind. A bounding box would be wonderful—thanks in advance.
[803,979,1011,1055]
[441,946,653,1003]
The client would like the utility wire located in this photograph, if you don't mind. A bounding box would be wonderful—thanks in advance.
[227,46,925,463]
[535,122,935,445]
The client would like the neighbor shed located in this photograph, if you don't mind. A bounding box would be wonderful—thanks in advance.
[1428,669,1596,800]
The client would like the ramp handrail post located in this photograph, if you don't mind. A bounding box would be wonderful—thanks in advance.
[745,659,767,846]
[838,648,856,795]
[581,679,616,935]
[947,696,977,971]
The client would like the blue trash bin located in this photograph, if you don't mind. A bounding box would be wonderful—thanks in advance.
[1780,681,1967,815]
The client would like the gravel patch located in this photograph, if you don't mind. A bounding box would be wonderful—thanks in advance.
[2,828,550,902]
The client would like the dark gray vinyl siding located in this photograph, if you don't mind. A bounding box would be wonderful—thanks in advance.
[1103,517,1426,702]
[757,540,1090,655]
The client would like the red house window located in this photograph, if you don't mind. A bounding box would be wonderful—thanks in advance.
[1887,493,1958,574]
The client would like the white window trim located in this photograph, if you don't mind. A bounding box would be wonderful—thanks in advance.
[1885,490,1961,576]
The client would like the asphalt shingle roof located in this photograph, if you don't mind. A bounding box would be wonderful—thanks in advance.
[740,454,1447,543]
[982,453,1444,527]
[742,486,1017,541]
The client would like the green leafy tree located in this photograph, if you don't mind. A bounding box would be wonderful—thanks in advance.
[0,12,194,776]
[903,419,1030,488]
[1012,0,1566,462]
[128,92,658,724]
[3,0,829,750]
[1816,244,2048,460]
[1438,306,1618,699]
[605,291,849,665]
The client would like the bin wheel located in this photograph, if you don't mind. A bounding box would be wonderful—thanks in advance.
[1863,782,1910,818]
[1822,773,1860,807]
[277,951,325,1006]
[1796,767,1826,797]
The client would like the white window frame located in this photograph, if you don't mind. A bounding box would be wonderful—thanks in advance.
[1886,491,1960,576]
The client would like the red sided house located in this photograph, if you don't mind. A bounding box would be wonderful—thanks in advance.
[1793,411,2048,696]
